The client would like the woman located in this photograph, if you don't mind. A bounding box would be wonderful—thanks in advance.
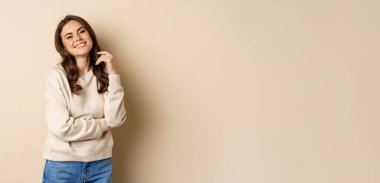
[42,15,127,183]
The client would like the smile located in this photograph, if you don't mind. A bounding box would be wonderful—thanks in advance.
[74,42,86,48]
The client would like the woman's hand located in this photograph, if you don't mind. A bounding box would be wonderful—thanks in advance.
[96,51,118,75]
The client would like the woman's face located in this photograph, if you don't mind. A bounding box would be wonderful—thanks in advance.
[60,20,93,58]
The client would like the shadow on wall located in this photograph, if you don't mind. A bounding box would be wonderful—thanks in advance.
[112,82,148,183]
[99,34,150,182]
[112,65,151,183]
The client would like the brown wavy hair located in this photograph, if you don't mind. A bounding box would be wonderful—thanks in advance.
[54,15,108,94]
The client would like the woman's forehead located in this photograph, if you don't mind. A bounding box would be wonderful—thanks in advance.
[61,20,84,35]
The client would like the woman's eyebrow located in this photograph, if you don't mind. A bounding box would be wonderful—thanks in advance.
[64,32,73,38]
[64,27,85,37]
[77,27,85,31]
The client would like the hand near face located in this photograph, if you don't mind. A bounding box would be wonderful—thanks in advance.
[96,51,118,75]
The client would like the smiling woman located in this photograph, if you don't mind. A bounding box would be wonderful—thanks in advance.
[42,15,127,183]
[62,24,93,57]
[54,15,109,94]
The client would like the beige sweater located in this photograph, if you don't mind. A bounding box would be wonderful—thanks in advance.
[43,64,127,162]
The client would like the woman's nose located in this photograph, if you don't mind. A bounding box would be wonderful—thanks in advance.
[74,34,82,41]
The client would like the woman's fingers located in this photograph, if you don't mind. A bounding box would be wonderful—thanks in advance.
[97,51,109,55]
[95,51,118,74]
[95,55,105,65]
[96,51,113,65]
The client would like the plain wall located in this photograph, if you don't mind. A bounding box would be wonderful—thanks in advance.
[0,0,379,182]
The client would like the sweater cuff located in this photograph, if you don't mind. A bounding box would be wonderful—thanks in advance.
[108,74,121,86]
[95,118,110,132]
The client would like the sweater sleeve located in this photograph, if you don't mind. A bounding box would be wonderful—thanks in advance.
[104,74,127,128]
[45,69,110,142]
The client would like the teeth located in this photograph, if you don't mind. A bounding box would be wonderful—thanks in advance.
[75,43,86,48]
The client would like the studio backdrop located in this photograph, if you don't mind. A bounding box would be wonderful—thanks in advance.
[0,0,378,182]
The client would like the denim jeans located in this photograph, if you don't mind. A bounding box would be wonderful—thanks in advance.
[43,158,112,183]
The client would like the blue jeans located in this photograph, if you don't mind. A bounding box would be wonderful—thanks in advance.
[43,158,112,183]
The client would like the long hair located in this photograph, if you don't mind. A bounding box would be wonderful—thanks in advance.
[54,15,109,94]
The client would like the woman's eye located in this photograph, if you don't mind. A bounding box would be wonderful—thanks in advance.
[80,30,86,33]
[66,36,72,39]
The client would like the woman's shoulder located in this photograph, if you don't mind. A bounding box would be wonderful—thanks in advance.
[48,63,65,75]
[47,63,66,81]
[50,63,64,72]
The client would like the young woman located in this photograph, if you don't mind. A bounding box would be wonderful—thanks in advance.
[42,15,127,183]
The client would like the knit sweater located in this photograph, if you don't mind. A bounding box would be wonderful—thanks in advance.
[43,64,127,162]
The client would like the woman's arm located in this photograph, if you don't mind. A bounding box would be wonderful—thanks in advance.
[45,69,110,142]
[104,74,127,128]
[96,51,127,128]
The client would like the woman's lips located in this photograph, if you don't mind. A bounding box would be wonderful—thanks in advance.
[74,42,86,48]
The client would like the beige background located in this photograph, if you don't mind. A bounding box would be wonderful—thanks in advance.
[0,0,379,182]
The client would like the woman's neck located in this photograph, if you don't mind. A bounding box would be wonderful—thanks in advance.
[76,56,91,74]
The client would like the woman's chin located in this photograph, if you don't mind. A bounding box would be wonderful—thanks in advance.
[72,51,90,58]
